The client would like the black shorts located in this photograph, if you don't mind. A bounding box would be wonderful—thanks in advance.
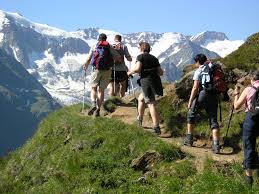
[140,76,163,103]
[111,71,128,83]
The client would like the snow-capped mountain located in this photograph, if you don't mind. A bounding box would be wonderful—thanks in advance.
[0,10,244,105]
[190,31,244,57]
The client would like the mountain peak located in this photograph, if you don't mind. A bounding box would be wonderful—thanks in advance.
[190,31,229,45]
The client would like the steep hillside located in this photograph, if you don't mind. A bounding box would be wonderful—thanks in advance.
[0,49,60,156]
[0,105,258,193]
[221,32,259,70]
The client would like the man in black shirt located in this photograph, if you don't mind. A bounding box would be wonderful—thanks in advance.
[128,42,163,134]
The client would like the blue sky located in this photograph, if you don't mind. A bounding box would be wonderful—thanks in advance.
[1,0,258,40]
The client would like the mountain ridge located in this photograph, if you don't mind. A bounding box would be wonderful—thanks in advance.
[0,10,244,105]
[0,48,60,156]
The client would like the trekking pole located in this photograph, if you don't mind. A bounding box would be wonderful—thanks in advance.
[225,104,234,141]
[113,64,116,96]
[82,70,87,113]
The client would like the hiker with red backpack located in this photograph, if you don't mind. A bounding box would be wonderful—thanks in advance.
[83,33,120,117]
[108,35,132,97]
[234,71,259,186]
[183,54,226,154]
[127,42,163,135]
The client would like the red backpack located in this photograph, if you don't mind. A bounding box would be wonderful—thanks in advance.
[200,62,226,94]
[90,41,113,70]
[211,63,226,93]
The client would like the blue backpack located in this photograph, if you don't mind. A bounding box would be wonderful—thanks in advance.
[90,41,113,70]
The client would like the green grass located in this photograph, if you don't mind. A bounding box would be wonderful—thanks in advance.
[183,160,259,194]
[1,104,259,193]
[0,104,186,194]
[221,32,259,70]
[103,96,123,113]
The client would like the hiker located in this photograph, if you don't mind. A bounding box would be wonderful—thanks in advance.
[108,35,132,97]
[233,70,259,186]
[184,54,221,154]
[83,33,120,117]
[127,42,163,135]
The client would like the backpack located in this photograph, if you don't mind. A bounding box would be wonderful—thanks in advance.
[113,43,124,64]
[90,41,113,70]
[200,63,226,94]
[250,85,259,120]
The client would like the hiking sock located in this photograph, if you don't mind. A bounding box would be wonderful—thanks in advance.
[91,101,96,107]
[136,116,143,127]
[212,140,220,154]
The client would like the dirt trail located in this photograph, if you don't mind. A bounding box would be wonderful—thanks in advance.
[107,101,242,172]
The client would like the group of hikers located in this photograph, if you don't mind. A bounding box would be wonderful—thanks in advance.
[83,33,259,186]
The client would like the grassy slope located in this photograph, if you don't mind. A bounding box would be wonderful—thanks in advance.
[0,105,190,193]
[0,105,258,193]
[221,32,259,70]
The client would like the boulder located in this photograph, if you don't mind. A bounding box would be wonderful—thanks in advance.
[131,150,161,171]
[175,70,194,101]
[232,68,249,79]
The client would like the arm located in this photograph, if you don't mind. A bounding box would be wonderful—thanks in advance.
[123,45,132,62]
[84,47,94,70]
[188,80,200,109]
[157,66,163,76]
[234,87,249,110]
[128,61,142,76]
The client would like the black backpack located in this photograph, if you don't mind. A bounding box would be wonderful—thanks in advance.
[250,85,259,120]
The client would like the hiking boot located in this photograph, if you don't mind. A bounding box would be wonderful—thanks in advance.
[87,105,97,116]
[183,134,193,147]
[94,109,100,117]
[245,176,253,187]
[212,142,220,154]
[153,126,161,135]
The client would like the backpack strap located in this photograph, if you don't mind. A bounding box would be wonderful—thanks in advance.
[246,85,259,110]
[250,85,258,90]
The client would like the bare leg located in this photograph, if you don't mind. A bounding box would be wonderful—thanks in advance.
[120,81,127,98]
[138,93,145,120]
[187,123,194,134]
[147,102,159,127]
[91,87,97,102]
[97,88,105,109]
[212,128,220,140]
[246,169,253,177]
[108,83,115,97]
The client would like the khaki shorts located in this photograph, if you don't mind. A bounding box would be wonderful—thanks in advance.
[89,69,111,90]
